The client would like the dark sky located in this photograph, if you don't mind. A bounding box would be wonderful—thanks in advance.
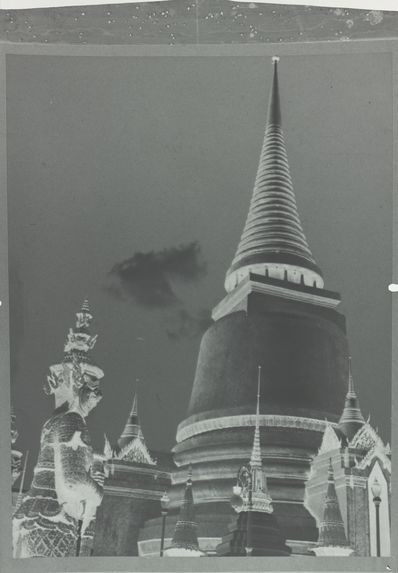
[6,52,392,483]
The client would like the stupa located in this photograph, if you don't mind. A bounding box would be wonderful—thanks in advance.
[139,57,351,555]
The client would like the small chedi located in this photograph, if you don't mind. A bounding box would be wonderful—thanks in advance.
[13,300,107,558]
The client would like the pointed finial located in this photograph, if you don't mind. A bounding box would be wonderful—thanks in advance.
[267,55,281,126]
[328,458,334,481]
[347,356,355,396]
[256,365,261,415]
[130,378,140,416]
[132,393,138,411]
[250,366,262,468]
[104,433,113,459]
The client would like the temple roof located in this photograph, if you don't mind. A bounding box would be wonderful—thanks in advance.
[118,394,144,447]
[225,57,323,292]
[338,358,365,442]
[317,459,349,548]
[117,392,156,465]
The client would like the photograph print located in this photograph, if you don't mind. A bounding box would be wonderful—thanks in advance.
[7,47,392,560]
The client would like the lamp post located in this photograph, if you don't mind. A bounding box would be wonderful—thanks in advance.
[159,491,170,557]
[371,477,382,557]
[245,472,254,557]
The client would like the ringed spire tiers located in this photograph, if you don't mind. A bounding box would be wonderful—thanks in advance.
[225,57,323,293]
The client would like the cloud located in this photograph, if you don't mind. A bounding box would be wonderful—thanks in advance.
[107,242,206,308]
[166,308,213,341]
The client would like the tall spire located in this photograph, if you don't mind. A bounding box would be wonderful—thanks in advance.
[267,55,281,126]
[166,467,203,556]
[118,392,144,448]
[338,357,365,442]
[313,459,352,556]
[232,367,272,515]
[225,57,323,293]
[250,366,263,469]
[220,369,290,556]
[249,366,272,513]
[117,385,155,465]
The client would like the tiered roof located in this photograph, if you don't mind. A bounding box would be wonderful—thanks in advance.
[225,57,323,292]
[117,391,155,465]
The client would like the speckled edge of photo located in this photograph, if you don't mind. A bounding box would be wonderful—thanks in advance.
[0,39,396,573]
[0,2,398,45]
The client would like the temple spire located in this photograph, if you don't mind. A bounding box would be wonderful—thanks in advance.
[313,459,353,556]
[218,368,290,556]
[250,366,262,469]
[248,366,272,513]
[338,357,365,442]
[225,57,323,293]
[118,391,144,449]
[347,357,355,396]
[165,467,203,556]
[267,56,281,126]
[117,384,155,465]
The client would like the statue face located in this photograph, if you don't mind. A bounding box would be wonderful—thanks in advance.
[78,375,102,417]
